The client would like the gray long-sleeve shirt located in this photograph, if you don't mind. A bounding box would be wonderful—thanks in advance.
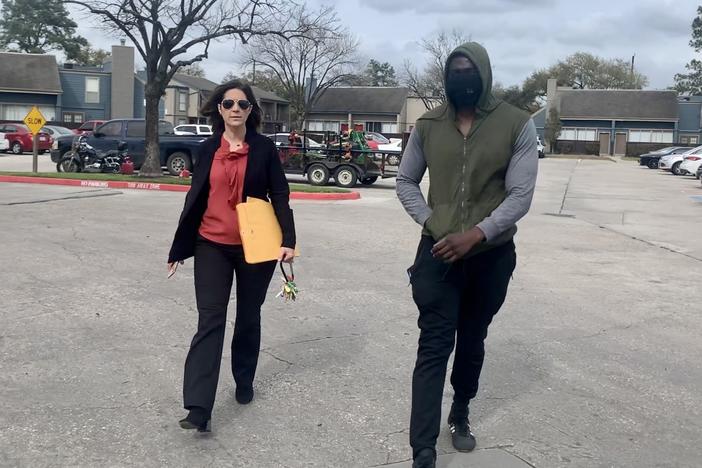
[396,119,538,242]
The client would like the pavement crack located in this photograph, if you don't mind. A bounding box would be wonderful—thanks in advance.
[281,333,363,346]
[260,349,294,366]
[594,223,702,262]
[160,294,197,313]
[499,447,537,468]
[2,192,122,205]
[559,159,581,215]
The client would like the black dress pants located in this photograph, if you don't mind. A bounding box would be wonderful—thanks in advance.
[183,236,277,417]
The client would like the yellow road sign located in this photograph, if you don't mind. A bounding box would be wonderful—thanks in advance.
[23,106,47,135]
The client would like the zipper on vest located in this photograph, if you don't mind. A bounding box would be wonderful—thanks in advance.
[461,136,467,231]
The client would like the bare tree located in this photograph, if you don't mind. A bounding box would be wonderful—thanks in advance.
[242,4,359,129]
[180,63,206,78]
[402,29,470,110]
[65,0,318,176]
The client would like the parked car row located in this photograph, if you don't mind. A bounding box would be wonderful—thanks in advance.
[639,146,692,170]
[0,123,53,154]
[654,145,702,186]
[0,121,114,155]
[51,119,206,175]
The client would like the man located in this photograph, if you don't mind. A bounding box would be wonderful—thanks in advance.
[396,42,538,468]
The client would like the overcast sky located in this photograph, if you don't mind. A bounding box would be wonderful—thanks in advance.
[70,0,699,90]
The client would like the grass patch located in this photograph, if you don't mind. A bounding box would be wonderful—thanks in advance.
[0,171,350,193]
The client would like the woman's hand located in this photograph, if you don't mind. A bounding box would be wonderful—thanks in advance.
[278,247,295,263]
[167,261,183,278]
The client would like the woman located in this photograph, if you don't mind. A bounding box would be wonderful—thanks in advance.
[167,80,296,432]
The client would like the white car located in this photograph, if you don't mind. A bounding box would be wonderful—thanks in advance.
[378,140,401,153]
[0,133,8,152]
[378,140,402,166]
[660,145,702,175]
[680,153,702,178]
[266,133,323,148]
[174,124,212,135]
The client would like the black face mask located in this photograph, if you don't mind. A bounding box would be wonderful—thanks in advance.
[446,69,482,109]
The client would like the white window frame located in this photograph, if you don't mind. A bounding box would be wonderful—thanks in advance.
[559,127,597,141]
[178,92,187,112]
[381,122,398,134]
[628,129,674,144]
[85,77,100,104]
[306,120,340,132]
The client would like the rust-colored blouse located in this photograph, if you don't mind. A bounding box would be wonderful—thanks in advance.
[198,136,249,245]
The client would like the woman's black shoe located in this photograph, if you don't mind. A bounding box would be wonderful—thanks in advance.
[235,385,254,404]
[412,448,436,468]
[179,409,211,432]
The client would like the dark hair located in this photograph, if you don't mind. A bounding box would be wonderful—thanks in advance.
[200,79,262,134]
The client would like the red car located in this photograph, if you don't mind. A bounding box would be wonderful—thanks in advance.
[0,123,53,154]
[73,120,106,135]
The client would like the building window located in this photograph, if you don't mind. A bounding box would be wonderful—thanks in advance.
[680,135,699,145]
[179,92,187,112]
[307,120,340,132]
[365,122,382,132]
[365,122,399,134]
[85,77,100,104]
[2,105,31,120]
[628,130,674,143]
[560,128,597,141]
[381,122,398,134]
[63,112,84,124]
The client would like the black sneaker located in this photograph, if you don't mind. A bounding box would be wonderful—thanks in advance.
[448,408,476,452]
[235,385,254,404]
[412,448,436,468]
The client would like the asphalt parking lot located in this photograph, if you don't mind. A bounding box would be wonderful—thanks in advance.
[1,157,701,467]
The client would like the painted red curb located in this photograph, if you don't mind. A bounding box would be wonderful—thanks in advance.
[0,175,361,200]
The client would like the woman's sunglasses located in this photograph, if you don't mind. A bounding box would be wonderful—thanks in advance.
[220,99,251,110]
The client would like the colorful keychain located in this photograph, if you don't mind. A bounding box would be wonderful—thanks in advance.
[277,262,299,302]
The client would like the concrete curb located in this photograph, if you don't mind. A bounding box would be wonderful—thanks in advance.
[0,175,361,201]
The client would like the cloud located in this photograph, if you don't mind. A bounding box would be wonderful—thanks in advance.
[67,0,701,90]
[358,0,554,15]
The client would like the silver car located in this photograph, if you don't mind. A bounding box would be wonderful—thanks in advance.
[659,145,702,175]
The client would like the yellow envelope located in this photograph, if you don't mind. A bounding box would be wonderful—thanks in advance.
[236,197,298,264]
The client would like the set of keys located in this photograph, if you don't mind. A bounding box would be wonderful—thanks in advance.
[277,263,299,302]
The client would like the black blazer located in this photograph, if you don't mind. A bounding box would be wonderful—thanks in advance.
[168,131,296,263]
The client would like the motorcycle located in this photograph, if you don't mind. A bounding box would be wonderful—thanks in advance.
[57,136,128,174]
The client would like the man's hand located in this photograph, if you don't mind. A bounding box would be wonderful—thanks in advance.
[431,227,486,263]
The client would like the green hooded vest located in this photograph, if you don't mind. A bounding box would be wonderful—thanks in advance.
[416,42,531,252]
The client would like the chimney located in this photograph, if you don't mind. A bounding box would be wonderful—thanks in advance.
[110,43,135,118]
[545,78,560,117]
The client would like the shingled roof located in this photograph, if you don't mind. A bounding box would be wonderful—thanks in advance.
[0,53,61,94]
[310,87,409,114]
[559,90,678,121]
[171,74,288,103]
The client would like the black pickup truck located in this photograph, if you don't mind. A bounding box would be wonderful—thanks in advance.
[51,119,206,175]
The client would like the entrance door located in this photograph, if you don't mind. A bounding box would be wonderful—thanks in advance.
[599,132,610,156]
[614,132,627,156]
